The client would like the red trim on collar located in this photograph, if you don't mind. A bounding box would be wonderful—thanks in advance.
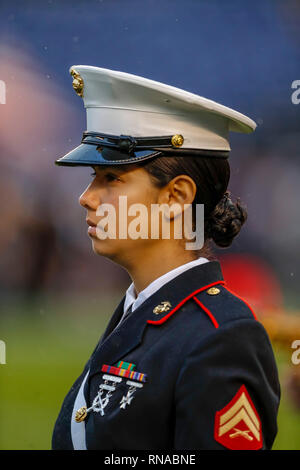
[192,296,219,328]
[147,280,225,325]
[222,286,258,320]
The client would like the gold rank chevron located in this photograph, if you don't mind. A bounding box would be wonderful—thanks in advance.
[218,391,260,441]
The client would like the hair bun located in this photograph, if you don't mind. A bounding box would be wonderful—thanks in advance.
[206,191,247,247]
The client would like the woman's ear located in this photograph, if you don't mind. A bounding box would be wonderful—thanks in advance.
[157,175,196,221]
[163,175,197,206]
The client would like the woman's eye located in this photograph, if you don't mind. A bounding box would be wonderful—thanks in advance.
[90,171,120,181]
[105,173,119,182]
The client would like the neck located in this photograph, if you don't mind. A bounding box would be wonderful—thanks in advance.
[123,242,199,294]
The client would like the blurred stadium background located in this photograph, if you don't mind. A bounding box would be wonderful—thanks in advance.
[0,0,300,450]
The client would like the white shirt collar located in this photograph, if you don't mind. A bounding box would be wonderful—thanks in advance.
[123,257,209,315]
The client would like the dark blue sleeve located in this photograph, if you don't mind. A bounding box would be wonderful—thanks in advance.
[174,319,280,450]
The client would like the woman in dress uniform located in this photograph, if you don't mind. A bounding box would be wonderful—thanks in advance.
[52,66,280,450]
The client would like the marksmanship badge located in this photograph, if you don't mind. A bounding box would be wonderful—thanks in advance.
[75,361,147,421]
[101,361,146,411]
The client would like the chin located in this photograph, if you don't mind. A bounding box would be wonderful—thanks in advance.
[90,237,123,261]
[90,236,146,267]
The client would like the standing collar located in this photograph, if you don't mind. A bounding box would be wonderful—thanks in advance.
[123,257,209,316]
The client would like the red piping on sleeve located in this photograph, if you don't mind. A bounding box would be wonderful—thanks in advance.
[147,280,225,325]
[192,296,219,328]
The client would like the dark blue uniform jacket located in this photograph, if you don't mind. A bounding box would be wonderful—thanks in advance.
[52,261,280,450]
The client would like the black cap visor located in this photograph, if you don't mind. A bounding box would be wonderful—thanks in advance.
[55,143,162,167]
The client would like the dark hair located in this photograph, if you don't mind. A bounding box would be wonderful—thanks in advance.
[139,154,247,253]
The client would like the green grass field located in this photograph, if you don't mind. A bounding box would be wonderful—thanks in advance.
[0,294,299,450]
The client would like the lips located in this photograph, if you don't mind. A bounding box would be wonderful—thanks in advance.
[86,218,97,227]
[86,218,98,238]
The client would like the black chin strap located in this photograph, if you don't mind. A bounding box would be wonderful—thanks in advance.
[82,132,175,153]
[81,131,229,159]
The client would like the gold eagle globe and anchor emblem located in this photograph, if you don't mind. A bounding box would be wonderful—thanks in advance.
[153,301,172,315]
[70,68,84,97]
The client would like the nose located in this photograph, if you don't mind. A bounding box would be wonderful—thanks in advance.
[79,183,99,210]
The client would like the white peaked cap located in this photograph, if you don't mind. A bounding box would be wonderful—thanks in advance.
[56,65,256,166]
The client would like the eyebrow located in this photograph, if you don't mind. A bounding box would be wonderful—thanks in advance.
[93,165,119,172]
[92,165,133,175]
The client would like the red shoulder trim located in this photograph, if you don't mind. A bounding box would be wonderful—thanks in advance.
[222,286,258,320]
[147,280,225,325]
[192,296,219,328]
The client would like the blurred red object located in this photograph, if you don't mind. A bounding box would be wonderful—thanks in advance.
[219,253,283,316]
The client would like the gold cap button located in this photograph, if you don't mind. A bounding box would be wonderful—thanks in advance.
[171,134,184,147]
[75,406,87,422]
[206,287,220,295]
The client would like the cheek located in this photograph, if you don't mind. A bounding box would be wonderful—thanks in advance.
[127,188,160,239]
[127,184,158,206]
[96,183,159,241]
[96,189,122,214]
[108,185,156,214]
